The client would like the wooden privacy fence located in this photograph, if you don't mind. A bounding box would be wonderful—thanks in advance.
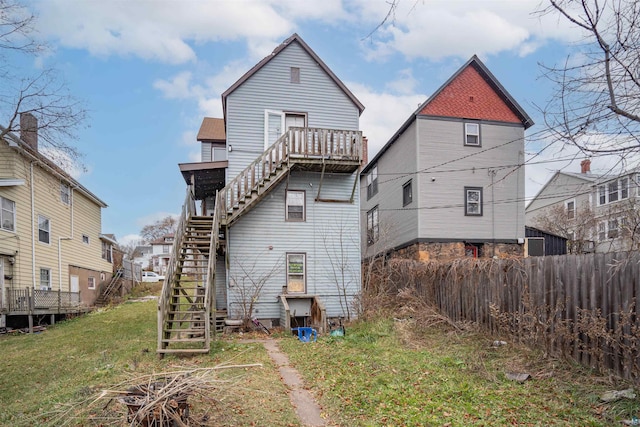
[376,251,640,383]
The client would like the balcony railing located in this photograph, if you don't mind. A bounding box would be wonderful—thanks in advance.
[5,288,81,313]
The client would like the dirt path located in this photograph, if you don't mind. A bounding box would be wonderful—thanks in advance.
[240,338,327,427]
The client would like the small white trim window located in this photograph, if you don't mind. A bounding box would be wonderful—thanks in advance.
[565,200,575,219]
[39,268,51,290]
[82,234,90,244]
[465,123,480,146]
[286,253,306,293]
[60,183,71,205]
[598,178,630,205]
[38,215,50,244]
[88,276,96,290]
[286,190,305,221]
[465,187,483,216]
[403,180,412,207]
[0,196,16,232]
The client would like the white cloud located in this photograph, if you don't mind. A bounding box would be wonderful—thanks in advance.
[119,233,143,246]
[153,71,194,99]
[34,0,296,64]
[349,82,425,159]
[385,68,418,95]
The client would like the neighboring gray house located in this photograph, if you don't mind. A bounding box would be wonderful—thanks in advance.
[162,33,365,354]
[526,159,640,253]
[361,55,533,261]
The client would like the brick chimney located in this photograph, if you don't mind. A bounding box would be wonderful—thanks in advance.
[580,158,591,174]
[361,136,368,166]
[20,112,38,152]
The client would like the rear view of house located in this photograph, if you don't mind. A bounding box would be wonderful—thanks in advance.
[160,33,365,354]
[361,55,533,261]
[0,113,114,327]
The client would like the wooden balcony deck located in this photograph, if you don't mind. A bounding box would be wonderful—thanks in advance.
[3,288,85,315]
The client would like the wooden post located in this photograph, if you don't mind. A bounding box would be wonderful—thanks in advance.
[28,314,33,334]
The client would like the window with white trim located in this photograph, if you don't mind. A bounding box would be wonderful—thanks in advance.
[565,200,575,219]
[286,190,305,221]
[39,268,51,290]
[366,206,379,245]
[464,123,480,146]
[102,241,112,263]
[82,234,90,244]
[286,253,306,293]
[38,215,50,244]
[598,222,606,241]
[598,178,630,205]
[0,196,16,232]
[465,187,483,216]
[60,183,70,205]
[88,276,96,290]
[366,165,378,199]
[608,219,619,239]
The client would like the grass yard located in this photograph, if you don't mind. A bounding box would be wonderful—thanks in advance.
[280,319,640,426]
[0,299,299,427]
[1,297,639,426]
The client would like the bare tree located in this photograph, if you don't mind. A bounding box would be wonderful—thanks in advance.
[321,218,361,321]
[228,253,283,329]
[538,0,640,157]
[140,216,178,243]
[0,0,86,166]
[533,201,597,253]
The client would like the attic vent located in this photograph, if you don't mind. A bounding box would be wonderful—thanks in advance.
[469,96,474,102]
[291,67,300,84]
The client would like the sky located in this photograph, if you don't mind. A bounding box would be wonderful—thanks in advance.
[9,0,625,245]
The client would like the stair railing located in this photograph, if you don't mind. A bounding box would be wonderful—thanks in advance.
[203,190,223,347]
[218,127,362,223]
[99,267,124,302]
[157,185,196,350]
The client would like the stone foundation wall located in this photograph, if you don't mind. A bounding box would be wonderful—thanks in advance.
[392,241,523,262]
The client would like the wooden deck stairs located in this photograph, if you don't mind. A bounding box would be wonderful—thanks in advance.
[157,216,215,355]
[95,267,123,307]
[158,127,363,356]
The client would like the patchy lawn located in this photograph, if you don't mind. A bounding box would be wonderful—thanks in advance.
[280,319,640,426]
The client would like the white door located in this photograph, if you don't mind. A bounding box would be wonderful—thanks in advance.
[264,110,285,149]
[70,275,79,293]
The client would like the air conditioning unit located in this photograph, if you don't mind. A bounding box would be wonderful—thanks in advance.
[524,237,544,257]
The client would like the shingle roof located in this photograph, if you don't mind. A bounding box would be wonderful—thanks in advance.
[362,55,533,174]
[197,117,226,142]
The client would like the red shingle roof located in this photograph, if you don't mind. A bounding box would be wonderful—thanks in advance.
[420,64,521,124]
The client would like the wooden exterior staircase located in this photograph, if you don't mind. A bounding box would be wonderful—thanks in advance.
[158,127,362,355]
[95,267,123,307]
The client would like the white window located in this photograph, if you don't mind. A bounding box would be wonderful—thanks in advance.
[82,234,90,244]
[39,268,51,290]
[0,196,15,232]
[60,183,70,205]
[465,187,483,216]
[621,177,629,199]
[465,123,480,146]
[286,190,305,221]
[38,215,50,244]
[88,276,96,290]
[163,245,170,254]
[598,185,606,205]
[286,253,306,293]
[565,200,575,219]
[598,178,630,205]
[367,206,379,245]
[366,165,378,200]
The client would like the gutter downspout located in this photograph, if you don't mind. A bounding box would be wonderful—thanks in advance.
[30,162,36,289]
[58,188,75,290]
